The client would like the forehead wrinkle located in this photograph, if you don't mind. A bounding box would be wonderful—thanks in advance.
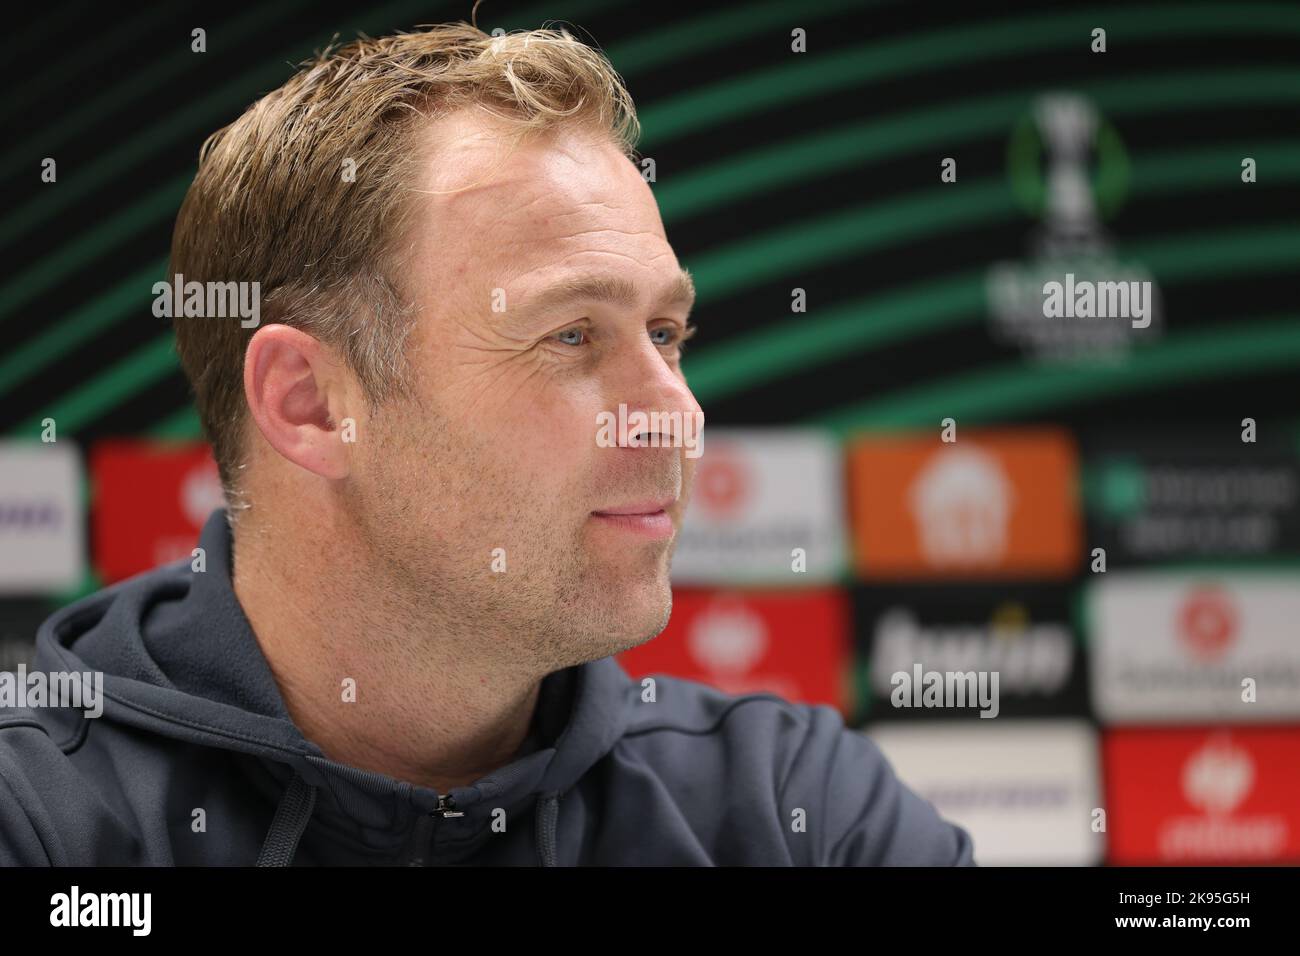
[518,268,696,321]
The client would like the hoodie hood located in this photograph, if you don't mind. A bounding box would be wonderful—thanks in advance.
[30,507,634,865]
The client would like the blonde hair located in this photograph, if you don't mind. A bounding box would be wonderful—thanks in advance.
[169,21,640,505]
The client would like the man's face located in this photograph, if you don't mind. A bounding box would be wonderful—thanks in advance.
[347,111,702,672]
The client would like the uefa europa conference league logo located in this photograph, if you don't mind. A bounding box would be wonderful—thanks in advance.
[987,93,1163,356]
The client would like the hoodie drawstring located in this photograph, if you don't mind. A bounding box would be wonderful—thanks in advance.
[257,770,318,866]
[536,792,560,867]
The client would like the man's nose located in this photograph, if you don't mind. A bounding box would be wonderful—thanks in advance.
[609,339,704,449]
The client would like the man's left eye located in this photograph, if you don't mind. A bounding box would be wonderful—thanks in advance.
[554,328,586,346]
[650,324,696,352]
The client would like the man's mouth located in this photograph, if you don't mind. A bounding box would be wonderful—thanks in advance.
[590,499,676,539]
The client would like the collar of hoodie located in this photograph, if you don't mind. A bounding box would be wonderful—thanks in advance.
[33,507,636,865]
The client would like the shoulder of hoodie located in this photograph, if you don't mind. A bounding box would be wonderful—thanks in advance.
[617,670,880,790]
[0,705,91,865]
[612,671,976,865]
[0,563,189,865]
[0,703,167,866]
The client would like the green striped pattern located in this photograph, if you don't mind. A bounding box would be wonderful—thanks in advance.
[3,0,1296,449]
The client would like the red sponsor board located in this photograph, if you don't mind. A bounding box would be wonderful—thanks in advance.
[618,588,851,713]
[91,440,223,584]
[1104,727,1300,864]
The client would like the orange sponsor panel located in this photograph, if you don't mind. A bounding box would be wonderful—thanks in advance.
[847,427,1081,579]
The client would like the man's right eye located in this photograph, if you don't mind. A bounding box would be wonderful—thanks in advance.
[553,327,587,346]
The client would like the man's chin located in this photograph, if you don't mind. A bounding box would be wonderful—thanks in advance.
[580,569,674,659]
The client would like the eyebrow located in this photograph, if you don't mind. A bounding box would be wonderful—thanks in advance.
[521,268,697,318]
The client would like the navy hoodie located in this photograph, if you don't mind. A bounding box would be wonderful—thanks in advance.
[0,508,975,866]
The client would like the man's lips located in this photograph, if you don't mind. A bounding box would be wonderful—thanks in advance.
[591,499,676,539]
[592,499,675,516]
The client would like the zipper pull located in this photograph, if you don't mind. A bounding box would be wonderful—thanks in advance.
[434,794,464,818]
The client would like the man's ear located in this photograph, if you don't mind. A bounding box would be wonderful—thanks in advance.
[243,324,355,481]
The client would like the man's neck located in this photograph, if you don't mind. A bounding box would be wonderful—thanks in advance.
[229,506,543,793]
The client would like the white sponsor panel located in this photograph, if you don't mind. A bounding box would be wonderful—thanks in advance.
[671,428,846,584]
[1089,571,1300,722]
[0,442,84,594]
[867,719,1102,865]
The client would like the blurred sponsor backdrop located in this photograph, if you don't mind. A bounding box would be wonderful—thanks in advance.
[2,0,1298,864]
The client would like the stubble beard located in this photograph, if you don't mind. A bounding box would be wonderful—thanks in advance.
[345,416,676,678]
